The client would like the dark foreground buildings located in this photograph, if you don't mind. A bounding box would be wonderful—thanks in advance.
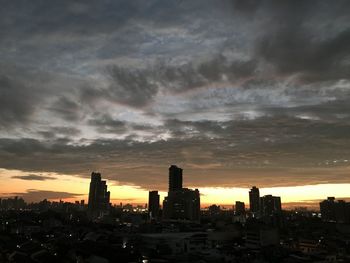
[3,178,350,262]
[88,172,111,218]
[247,186,282,219]
[163,165,200,222]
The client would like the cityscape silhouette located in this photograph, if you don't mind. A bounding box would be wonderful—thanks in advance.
[1,1,350,262]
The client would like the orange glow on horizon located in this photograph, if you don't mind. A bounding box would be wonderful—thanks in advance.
[1,168,349,210]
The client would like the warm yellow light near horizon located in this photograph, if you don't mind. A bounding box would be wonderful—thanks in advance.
[198,184,350,208]
[1,168,350,208]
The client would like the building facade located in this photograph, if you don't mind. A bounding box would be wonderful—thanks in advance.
[148,190,160,220]
[235,201,245,215]
[249,186,260,214]
[163,165,200,222]
[88,172,110,218]
[169,165,183,192]
[260,195,282,217]
[320,197,350,223]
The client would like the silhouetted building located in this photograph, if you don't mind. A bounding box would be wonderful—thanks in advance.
[320,197,336,221]
[0,196,25,210]
[88,172,110,218]
[249,186,260,214]
[208,204,221,216]
[235,201,245,215]
[334,200,350,223]
[260,195,281,217]
[163,165,200,222]
[148,191,160,220]
[169,165,183,192]
[163,188,200,221]
[320,197,350,223]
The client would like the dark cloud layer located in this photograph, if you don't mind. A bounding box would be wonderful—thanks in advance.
[0,0,350,191]
[107,65,159,107]
[12,174,57,181]
[0,75,36,128]
[9,189,83,202]
[257,28,350,82]
[50,96,82,121]
[88,114,128,134]
[1,113,350,190]
[83,56,257,108]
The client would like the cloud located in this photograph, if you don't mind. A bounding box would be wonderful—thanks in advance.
[88,114,128,134]
[1,111,350,190]
[50,96,82,121]
[12,174,57,181]
[9,189,83,202]
[257,28,350,82]
[95,55,257,108]
[106,65,159,107]
[37,126,81,139]
[0,75,37,129]
[0,0,350,193]
[243,0,350,83]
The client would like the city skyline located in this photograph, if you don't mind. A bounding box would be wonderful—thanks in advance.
[1,1,350,209]
[2,166,350,210]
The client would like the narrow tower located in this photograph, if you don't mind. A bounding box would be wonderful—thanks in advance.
[249,186,260,214]
[88,172,110,218]
[169,165,183,192]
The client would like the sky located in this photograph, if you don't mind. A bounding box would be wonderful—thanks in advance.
[1,0,350,208]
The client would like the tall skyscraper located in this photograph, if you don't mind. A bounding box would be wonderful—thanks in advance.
[249,186,260,214]
[148,191,160,219]
[88,172,110,218]
[163,165,200,222]
[169,165,183,191]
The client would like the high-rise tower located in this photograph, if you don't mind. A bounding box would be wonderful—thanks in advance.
[169,165,183,192]
[163,165,200,222]
[249,186,260,214]
[148,190,160,220]
[88,172,110,218]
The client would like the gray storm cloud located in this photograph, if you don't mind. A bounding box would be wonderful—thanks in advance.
[0,0,350,191]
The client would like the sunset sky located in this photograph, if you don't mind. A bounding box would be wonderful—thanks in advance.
[1,0,350,208]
